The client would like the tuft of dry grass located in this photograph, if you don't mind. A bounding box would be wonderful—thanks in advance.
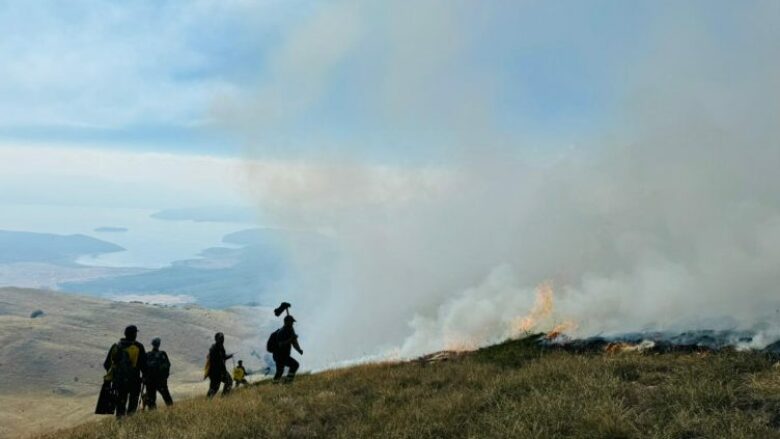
[41,337,780,439]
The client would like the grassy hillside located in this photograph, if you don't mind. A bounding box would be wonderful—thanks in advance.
[0,288,273,439]
[42,336,780,439]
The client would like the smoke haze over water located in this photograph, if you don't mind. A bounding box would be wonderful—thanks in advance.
[220,2,780,366]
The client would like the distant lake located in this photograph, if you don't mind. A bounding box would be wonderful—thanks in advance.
[0,204,255,268]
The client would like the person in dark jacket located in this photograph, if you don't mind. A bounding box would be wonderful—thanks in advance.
[206,332,233,398]
[144,337,173,409]
[103,325,146,417]
[273,315,303,383]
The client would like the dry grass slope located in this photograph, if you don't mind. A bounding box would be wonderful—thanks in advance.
[0,287,271,438]
[43,336,780,439]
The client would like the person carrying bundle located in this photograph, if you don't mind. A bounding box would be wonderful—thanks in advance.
[266,315,303,383]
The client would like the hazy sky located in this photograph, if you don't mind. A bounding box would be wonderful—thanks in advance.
[2,0,766,209]
[0,0,710,159]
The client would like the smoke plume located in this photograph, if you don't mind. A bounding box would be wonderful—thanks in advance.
[220,1,780,366]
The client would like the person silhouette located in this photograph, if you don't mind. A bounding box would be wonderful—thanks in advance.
[206,332,233,397]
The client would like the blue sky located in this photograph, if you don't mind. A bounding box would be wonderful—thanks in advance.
[0,1,774,162]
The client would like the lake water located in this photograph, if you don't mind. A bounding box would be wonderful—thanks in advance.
[0,204,254,268]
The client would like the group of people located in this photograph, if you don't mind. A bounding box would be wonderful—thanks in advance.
[99,325,173,417]
[99,312,303,418]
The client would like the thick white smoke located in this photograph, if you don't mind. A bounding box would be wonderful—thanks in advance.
[221,2,780,366]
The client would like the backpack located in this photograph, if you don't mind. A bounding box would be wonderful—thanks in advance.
[146,351,170,379]
[266,329,279,353]
[112,342,140,385]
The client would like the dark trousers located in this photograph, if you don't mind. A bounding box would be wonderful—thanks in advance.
[273,355,299,381]
[207,371,232,398]
[115,380,142,417]
[145,379,173,409]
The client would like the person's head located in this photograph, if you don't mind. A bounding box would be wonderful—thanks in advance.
[152,337,161,349]
[283,315,296,327]
[124,325,138,341]
[238,360,243,366]
[215,332,224,344]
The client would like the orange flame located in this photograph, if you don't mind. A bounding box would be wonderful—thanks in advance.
[511,282,554,335]
[545,320,578,340]
[604,342,631,354]
[511,282,577,339]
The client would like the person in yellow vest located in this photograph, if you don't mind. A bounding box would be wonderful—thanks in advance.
[233,360,249,388]
[103,325,146,417]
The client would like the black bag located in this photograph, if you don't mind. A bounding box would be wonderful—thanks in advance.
[95,380,117,415]
[266,330,279,353]
[146,351,170,379]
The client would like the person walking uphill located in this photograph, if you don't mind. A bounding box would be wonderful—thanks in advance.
[103,325,146,417]
[206,332,233,397]
[267,315,303,383]
[144,337,173,409]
